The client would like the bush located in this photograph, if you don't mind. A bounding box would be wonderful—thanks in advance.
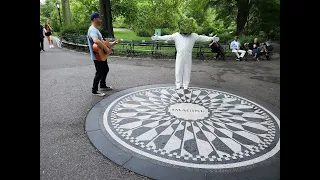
[238,35,256,44]
[197,26,214,36]
[60,24,96,36]
[217,33,234,44]
[113,16,128,28]
[161,28,175,35]
[136,29,153,37]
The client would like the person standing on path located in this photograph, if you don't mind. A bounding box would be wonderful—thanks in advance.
[151,18,219,90]
[45,21,54,48]
[40,24,46,52]
[87,12,119,96]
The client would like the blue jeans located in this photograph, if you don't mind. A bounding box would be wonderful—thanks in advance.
[252,48,260,58]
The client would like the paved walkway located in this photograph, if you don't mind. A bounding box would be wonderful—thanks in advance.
[40,39,279,180]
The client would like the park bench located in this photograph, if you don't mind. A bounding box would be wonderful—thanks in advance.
[131,40,156,57]
[195,40,235,60]
[61,34,132,55]
[105,38,132,56]
[60,34,270,61]
[154,41,176,58]
[61,34,88,47]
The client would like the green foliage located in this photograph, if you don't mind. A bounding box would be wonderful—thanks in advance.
[161,28,175,35]
[246,0,280,39]
[40,0,63,32]
[111,0,138,27]
[182,0,210,25]
[113,30,150,40]
[136,29,153,37]
[209,0,279,39]
[40,0,279,41]
[132,0,181,35]
[113,16,128,28]
[238,35,263,44]
[69,0,98,25]
[179,16,198,34]
[60,24,92,36]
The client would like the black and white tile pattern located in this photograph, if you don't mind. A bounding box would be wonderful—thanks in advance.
[103,87,280,169]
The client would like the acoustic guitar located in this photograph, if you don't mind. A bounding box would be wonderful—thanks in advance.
[93,40,112,61]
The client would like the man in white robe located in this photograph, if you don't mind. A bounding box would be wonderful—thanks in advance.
[151,22,219,90]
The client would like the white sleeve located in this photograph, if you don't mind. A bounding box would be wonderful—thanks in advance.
[157,33,176,41]
[196,34,220,42]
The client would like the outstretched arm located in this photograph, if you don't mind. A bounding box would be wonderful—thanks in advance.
[196,34,220,42]
[151,33,176,41]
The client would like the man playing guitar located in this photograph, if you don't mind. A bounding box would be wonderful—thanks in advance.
[87,12,119,96]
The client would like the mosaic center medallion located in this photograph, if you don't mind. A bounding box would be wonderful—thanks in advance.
[102,87,280,169]
[168,103,209,121]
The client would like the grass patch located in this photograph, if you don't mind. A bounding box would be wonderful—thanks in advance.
[114,30,150,41]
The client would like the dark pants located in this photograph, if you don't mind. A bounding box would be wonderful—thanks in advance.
[252,48,260,58]
[211,48,225,59]
[40,38,44,51]
[215,51,223,58]
[92,60,109,92]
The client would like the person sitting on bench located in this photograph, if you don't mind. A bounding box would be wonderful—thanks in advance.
[209,40,225,60]
[247,38,261,61]
[230,36,246,61]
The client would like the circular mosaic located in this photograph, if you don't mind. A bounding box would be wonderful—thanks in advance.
[102,87,280,169]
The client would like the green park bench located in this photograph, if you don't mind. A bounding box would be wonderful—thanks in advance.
[60,34,88,52]
[60,34,132,55]
[131,40,156,57]
[104,38,133,56]
[154,41,176,58]
[59,34,236,60]
[196,40,234,60]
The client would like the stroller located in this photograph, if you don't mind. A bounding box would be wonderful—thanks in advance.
[210,41,226,60]
[260,41,273,60]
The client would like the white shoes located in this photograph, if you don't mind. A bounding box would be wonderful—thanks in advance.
[49,45,54,48]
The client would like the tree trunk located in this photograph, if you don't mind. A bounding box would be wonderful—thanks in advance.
[99,0,108,37]
[235,0,250,35]
[61,0,72,26]
[99,0,114,38]
[105,0,114,38]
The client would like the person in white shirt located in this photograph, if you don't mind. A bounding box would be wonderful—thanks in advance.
[230,36,246,61]
[151,20,219,90]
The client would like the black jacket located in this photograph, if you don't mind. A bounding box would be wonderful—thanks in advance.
[248,42,260,50]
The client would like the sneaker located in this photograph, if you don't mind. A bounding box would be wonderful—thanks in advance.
[236,58,240,61]
[92,91,105,96]
[256,58,260,61]
[51,45,54,48]
[176,86,181,90]
[183,87,188,90]
[100,86,113,91]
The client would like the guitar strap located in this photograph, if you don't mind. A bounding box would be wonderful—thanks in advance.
[87,36,97,55]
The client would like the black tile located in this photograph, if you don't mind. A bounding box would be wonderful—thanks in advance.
[123,156,206,180]
[85,105,104,132]
[87,130,132,166]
